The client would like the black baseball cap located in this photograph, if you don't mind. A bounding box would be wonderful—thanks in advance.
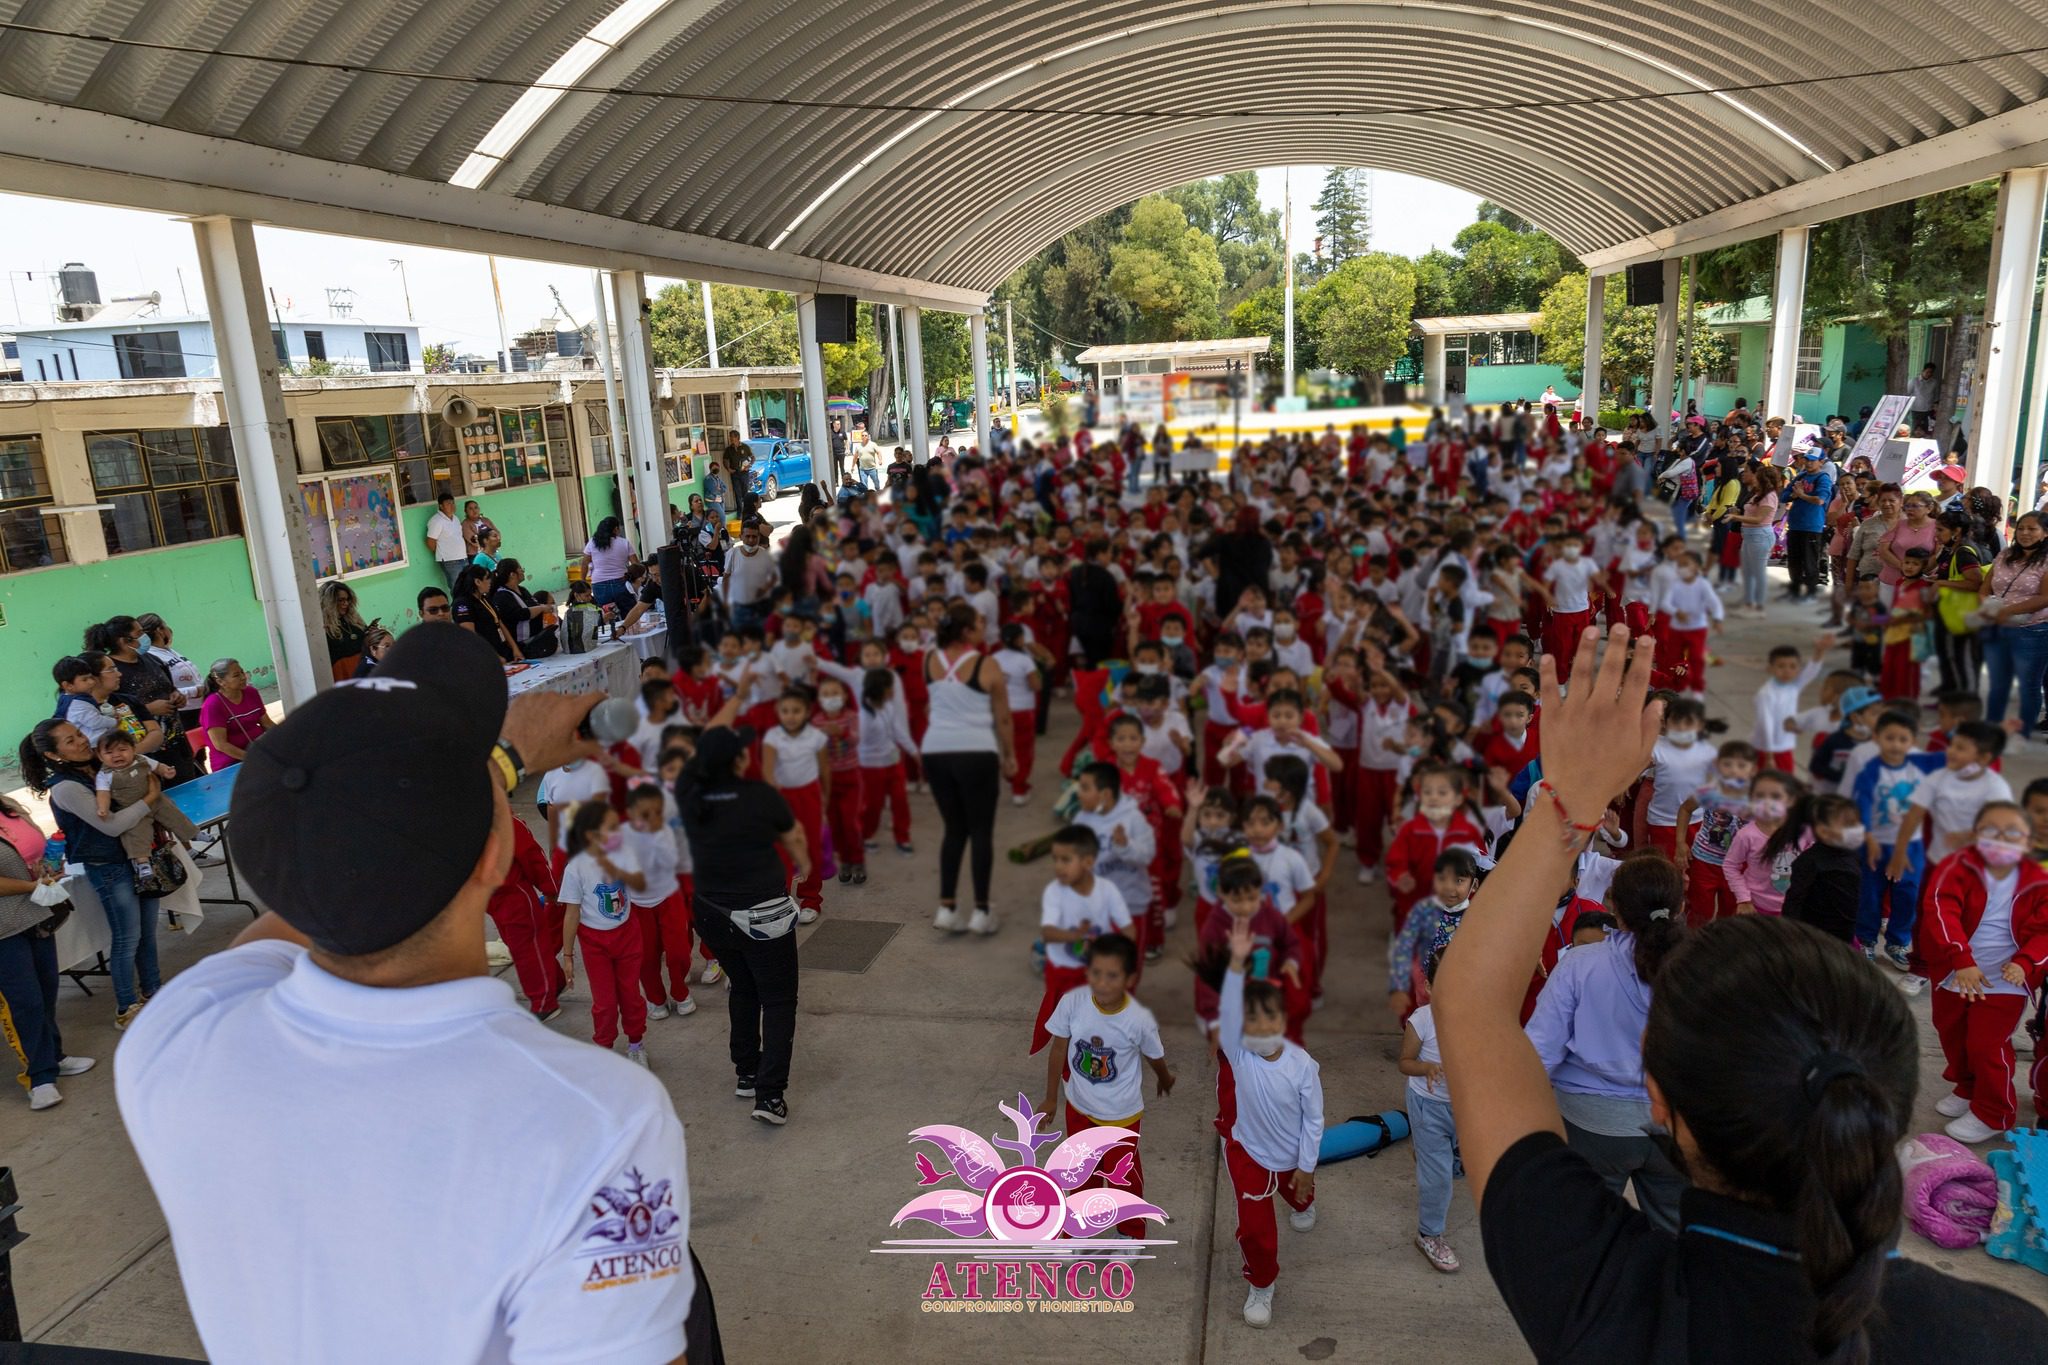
[231,623,507,955]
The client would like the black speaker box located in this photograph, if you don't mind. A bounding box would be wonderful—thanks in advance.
[814,294,858,344]
[1626,262,1665,307]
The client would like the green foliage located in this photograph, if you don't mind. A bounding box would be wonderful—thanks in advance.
[822,334,882,397]
[1227,282,1306,370]
[1312,168,1373,269]
[420,343,456,373]
[1534,271,1728,400]
[1108,197,1226,343]
[1041,388,1073,442]
[1448,220,1573,314]
[918,310,973,398]
[1301,254,1416,377]
[1411,249,1460,321]
[1475,200,1536,234]
[648,283,799,370]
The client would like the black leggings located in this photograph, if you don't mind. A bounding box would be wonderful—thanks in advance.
[924,750,1000,906]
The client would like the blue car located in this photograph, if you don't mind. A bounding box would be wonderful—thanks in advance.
[744,437,812,500]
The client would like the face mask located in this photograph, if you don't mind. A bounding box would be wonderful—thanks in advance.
[1978,837,2026,869]
[1834,824,1867,848]
[1349,545,1368,558]
[1443,897,1471,914]
[739,544,760,556]
[1275,624,1297,641]
[1957,763,1986,780]
[1420,801,1455,822]
[1162,632,1185,647]
[1134,663,1161,676]
[1666,729,1698,747]
[1561,546,1582,562]
[602,831,625,853]
[1751,796,1788,821]
[1679,569,1700,582]
[1848,721,1872,739]
[1249,837,1277,854]
[820,696,845,714]
[1721,774,1748,790]
[1242,1032,1286,1058]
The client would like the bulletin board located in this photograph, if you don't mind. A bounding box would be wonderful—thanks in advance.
[298,467,408,581]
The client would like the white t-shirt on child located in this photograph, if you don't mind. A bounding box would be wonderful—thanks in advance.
[559,845,641,932]
[764,725,829,788]
[1040,878,1133,967]
[1046,988,1164,1123]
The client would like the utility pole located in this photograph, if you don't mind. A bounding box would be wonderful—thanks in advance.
[388,258,414,321]
[1283,170,1296,402]
[701,281,720,368]
[487,256,513,374]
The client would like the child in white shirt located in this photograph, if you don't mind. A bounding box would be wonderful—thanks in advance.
[556,802,649,1063]
[623,785,695,1021]
[762,690,830,922]
[1751,638,1830,769]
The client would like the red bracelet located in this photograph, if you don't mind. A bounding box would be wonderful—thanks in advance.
[1534,781,1602,846]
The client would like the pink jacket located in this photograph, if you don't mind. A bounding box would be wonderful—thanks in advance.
[1721,822,1813,914]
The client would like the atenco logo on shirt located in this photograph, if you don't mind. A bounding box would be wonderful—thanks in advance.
[579,1167,683,1292]
[871,1093,1171,1312]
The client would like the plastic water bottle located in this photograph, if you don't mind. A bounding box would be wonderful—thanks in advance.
[43,833,66,878]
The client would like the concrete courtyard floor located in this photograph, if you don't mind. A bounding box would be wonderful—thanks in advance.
[10,557,2048,1362]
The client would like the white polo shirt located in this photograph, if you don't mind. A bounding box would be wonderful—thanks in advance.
[115,940,692,1365]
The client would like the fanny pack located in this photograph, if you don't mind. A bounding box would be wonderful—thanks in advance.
[724,893,799,942]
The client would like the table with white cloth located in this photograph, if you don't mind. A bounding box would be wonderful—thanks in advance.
[54,772,231,981]
[617,615,670,663]
[503,640,638,701]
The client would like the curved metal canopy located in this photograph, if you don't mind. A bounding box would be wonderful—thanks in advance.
[2,0,2047,297]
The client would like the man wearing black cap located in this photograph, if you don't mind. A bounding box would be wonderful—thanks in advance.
[114,625,713,1364]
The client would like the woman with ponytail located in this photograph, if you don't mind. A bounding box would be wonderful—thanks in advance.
[1436,624,2044,1362]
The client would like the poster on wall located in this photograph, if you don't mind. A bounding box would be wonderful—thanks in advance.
[298,468,407,581]
[1120,373,1165,426]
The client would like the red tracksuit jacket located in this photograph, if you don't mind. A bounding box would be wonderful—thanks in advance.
[1386,810,1489,907]
[1919,847,2048,988]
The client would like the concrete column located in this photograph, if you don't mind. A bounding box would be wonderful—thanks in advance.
[190,216,327,710]
[591,272,632,527]
[1581,272,1605,422]
[1969,167,2048,488]
[796,293,834,492]
[903,305,931,463]
[1649,257,1681,438]
[701,280,721,369]
[970,312,993,454]
[1422,333,1446,405]
[612,269,669,552]
[1763,226,1812,422]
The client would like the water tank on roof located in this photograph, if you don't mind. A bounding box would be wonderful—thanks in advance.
[58,263,100,308]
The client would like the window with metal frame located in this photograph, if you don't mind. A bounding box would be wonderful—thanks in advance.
[496,405,554,486]
[366,331,411,373]
[305,330,327,362]
[113,332,186,379]
[1706,331,1741,386]
[86,426,242,553]
[1795,327,1824,392]
[0,433,68,572]
[584,403,618,473]
[316,413,437,504]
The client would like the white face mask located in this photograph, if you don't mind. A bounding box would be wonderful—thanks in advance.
[1420,801,1455,822]
[1162,632,1185,647]
[820,696,845,714]
[1134,662,1161,676]
[1242,1032,1286,1057]
[1275,624,1297,641]
[1560,546,1583,562]
[1443,897,1471,914]
[1666,729,1699,747]
[1957,763,1986,780]
[1834,824,1867,847]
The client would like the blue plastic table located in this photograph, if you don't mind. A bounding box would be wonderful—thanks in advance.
[165,765,254,914]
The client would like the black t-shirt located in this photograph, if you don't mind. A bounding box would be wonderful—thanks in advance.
[1481,1131,2045,1363]
[677,779,794,907]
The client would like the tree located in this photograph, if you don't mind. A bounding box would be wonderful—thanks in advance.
[421,342,457,373]
[822,334,882,397]
[1301,253,1415,378]
[1474,199,1536,234]
[1107,196,1225,343]
[1312,168,1372,268]
[1410,248,1460,321]
[1228,282,1309,370]
[1165,172,1284,301]
[1534,271,1729,407]
[918,310,973,399]
[648,282,799,370]
[1450,220,1572,314]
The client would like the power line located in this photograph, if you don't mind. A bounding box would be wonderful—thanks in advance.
[2,20,2047,125]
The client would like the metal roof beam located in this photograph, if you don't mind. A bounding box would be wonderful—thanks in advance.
[0,93,984,312]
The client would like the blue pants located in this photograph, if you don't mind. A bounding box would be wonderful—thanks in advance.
[1411,1090,1458,1237]
[0,929,62,1087]
[1670,497,1694,542]
[1983,620,2048,738]
[86,860,160,1012]
[592,579,633,614]
[1856,840,1923,949]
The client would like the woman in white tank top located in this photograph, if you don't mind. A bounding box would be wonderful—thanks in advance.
[921,603,1015,936]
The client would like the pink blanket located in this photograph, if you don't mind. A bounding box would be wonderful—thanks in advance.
[1899,1132,1998,1249]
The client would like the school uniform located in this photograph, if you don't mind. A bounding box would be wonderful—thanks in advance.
[1644,736,1715,859]
[1750,660,1823,771]
[1046,987,1165,1237]
[1353,697,1411,867]
[1384,810,1487,928]
[764,724,830,911]
[994,647,1039,795]
[1217,970,1323,1289]
[1031,878,1132,1054]
[1921,849,2048,1131]
[813,706,864,872]
[560,844,646,1049]
[621,824,689,1013]
[857,695,917,848]
[485,818,562,1016]
[1542,557,1598,680]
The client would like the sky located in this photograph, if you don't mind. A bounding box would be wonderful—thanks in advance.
[0,169,1479,350]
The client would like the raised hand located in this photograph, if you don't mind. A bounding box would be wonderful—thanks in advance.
[1536,626,1662,824]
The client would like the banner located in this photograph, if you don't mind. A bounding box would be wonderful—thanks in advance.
[1847,394,1914,468]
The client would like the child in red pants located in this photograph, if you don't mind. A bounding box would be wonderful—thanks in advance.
[812,676,867,886]
[1040,933,1174,1239]
[763,690,829,920]
[486,816,562,1019]
[858,670,918,854]
[1031,826,1134,1053]
[1209,917,1323,1327]
[623,785,696,1019]
[996,623,1043,801]
[1922,811,2048,1143]
[556,802,649,1064]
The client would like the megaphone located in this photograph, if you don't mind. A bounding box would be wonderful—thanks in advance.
[441,393,480,427]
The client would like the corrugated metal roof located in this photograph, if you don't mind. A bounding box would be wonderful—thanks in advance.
[1412,312,1543,335]
[2,2,2047,293]
[1075,337,1269,362]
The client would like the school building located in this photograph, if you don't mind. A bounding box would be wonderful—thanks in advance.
[0,366,798,735]
[1694,298,1960,423]
[1410,313,1578,407]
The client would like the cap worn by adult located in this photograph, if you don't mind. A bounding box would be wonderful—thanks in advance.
[1939,464,1969,483]
[231,623,508,956]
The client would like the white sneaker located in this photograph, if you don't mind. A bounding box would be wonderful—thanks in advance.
[699,962,724,986]
[1163,907,1178,930]
[1936,1094,1973,1119]
[933,905,966,933]
[57,1055,95,1077]
[1356,865,1378,885]
[1415,1233,1461,1272]
[1242,1283,1274,1328]
[1945,1112,2001,1144]
[28,1084,61,1111]
[673,997,697,1016]
[1896,973,1927,997]
[626,1043,649,1069]
[1011,791,1031,806]
[797,906,819,925]
[1289,1203,1317,1232]
[968,907,998,936]
[645,1002,671,1021]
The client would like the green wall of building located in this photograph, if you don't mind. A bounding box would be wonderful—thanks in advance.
[1465,363,1575,405]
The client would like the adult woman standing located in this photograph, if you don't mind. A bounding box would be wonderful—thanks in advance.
[135,613,204,745]
[451,566,521,662]
[1849,482,1904,590]
[198,658,270,770]
[1524,854,1690,1232]
[922,603,1015,937]
[677,725,809,1127]
[779,524,833,617]
[18,719,167,1030]
[1929,509,1987,696]
[580,516,637,616]
[1735,465,1783,614]
[0,790,93,1110]
[1877,490,1940,597]
[320,581,371,682]
[1436,628,2045,1361]
[1979,512,2048,740]
[90,615,197,784]
[489,560,558,659]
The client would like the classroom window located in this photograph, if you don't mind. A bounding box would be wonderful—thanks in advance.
[304,330,326,362]
[113,332,186,379]
[1794,327,1823,391]
[0,434,68,572]
[366,331,411,373]
[545,405,574,478]
[497,405,555,487]
[316,413,437,504]
[272,329,290,366]
[1706,332,1741,386]
[584,403,618,473]
[86,426,243,553]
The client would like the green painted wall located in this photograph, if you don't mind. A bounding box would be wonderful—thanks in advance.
[1465,363,1575,405]
[583,474,624,542]
[1837,323,1890,417]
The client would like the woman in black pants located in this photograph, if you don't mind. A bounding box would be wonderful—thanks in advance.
[677,725,811,1127]
[921,603,1016,936]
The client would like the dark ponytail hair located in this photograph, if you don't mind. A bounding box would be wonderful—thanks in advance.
[1609,851,1685,984]
[17,718,83,793]
[934,602,979,648]
[860,666,895,715]
[565,799,614,854]
[84,615,138,654]
[1761,774,1816,865]
[1643,916,1914,1365]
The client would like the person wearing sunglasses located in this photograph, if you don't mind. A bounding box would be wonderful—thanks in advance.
[415,586,454,625]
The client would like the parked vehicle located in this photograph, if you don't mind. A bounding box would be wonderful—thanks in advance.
[745,437,812,499]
